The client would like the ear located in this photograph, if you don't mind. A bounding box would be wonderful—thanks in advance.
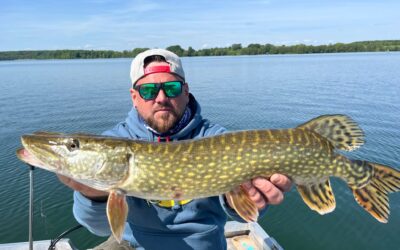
[184,82,189,96]
[130,88,138,107]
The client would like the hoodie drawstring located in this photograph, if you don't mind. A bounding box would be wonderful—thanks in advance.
[157,136,171,142]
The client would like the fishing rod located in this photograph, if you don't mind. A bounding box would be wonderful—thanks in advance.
[28,164,34,250]
[26,163,84,250]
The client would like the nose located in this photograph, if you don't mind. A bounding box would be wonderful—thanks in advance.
[154,88,169,103]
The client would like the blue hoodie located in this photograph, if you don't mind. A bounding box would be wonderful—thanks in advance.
[73,94,262,249]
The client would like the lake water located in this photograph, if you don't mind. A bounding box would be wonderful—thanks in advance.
[0,53,399,249]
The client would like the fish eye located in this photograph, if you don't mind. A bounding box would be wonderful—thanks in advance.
[67,139,80,152]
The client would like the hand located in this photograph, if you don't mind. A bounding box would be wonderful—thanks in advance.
[241,174,292,210]
[57,174,108,200]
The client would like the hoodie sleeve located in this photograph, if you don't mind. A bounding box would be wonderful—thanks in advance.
[73,191,111,237]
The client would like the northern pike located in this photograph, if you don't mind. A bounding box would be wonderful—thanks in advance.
[16,115,400,242]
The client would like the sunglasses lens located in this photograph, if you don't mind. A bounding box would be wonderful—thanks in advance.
[136,81,183,100]
[163,81,182,97]
[139,84,159,100]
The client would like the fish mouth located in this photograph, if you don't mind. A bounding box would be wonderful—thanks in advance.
[16,147,45,167]
[16,134,61,168]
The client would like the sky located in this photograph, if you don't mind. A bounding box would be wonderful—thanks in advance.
[1,0,399,51]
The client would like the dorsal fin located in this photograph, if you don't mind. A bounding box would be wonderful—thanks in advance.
[297,114,364,151]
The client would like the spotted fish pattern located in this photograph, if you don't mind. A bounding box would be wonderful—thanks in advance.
[17,114,400,242]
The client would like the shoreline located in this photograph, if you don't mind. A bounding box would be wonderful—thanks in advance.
[1,40,400,61]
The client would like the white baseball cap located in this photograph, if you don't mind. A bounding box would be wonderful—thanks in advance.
[130,49,185,86]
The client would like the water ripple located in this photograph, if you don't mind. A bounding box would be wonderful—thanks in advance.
[1,54,400,249]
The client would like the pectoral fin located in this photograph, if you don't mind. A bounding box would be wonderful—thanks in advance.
[297,179,336,214]
[225,185,259,222]
[107,189,128,243]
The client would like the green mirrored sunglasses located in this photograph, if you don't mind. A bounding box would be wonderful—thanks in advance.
[133,81,184,100]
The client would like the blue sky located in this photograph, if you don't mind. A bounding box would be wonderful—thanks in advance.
[1,0,399,51]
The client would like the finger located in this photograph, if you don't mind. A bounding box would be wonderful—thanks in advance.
[249,190,267,209]
[56,174,108,197]
[252,178,284,205]
[241,181,257,196]
[57,175,77,189]
[57,174,87,191]
[241,181,267,209]
[270,174,292,192]
[242,182,262,200]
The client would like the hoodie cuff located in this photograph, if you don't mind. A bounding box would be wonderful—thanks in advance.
[73,191,111,236]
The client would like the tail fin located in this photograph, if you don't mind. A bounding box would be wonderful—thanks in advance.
[352,163,400,223]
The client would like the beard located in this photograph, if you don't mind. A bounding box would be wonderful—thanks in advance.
[144,106,185,134]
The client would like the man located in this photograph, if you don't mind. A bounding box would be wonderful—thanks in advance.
[58,49,292,249]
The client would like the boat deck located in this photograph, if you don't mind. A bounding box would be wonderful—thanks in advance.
[225,221,282,250]
[0,221,282,250]
[0,239,73,250]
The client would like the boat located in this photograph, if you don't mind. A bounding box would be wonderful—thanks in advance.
[0,221,283,250]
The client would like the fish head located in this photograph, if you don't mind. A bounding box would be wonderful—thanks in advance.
[16,132,130,184]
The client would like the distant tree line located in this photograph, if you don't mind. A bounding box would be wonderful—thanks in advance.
[1,40,400,60]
